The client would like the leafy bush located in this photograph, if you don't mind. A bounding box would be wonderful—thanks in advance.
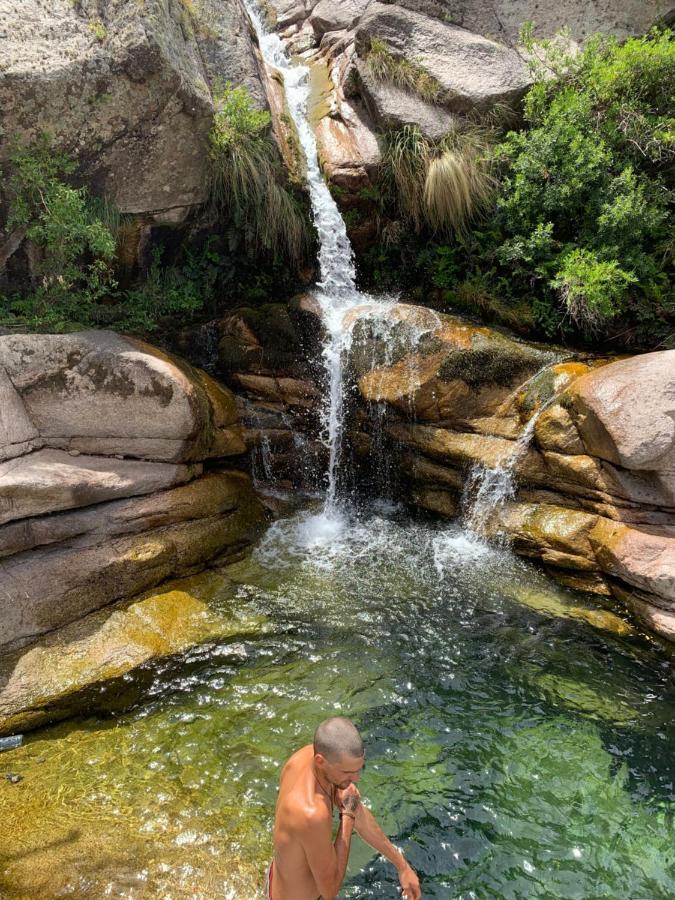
[1,127,309,335]
[485,26,674,343]
[1,139,117,330]
[208,83,313,266]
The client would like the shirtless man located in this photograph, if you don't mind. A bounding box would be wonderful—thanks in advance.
[268,717,421,900]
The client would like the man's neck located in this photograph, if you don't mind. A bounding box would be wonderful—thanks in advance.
[313,764,334,808]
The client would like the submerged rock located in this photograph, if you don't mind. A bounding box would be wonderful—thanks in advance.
[0,570,267,737]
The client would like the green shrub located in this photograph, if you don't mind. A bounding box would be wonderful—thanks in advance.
[551,248,637,332]
[208,83,312,266]
[114,248,204,333]
[1,139,117,330]
[487,28,674,343]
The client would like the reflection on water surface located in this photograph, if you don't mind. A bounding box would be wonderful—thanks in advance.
[0,506,673,898]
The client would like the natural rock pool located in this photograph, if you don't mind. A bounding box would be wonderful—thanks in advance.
[1,505,673,898]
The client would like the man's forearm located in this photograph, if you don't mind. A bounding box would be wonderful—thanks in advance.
[328,814,355,898]
[353,804,407,872]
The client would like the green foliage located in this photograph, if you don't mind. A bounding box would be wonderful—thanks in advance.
[1,139,304,335]
[88,19,106,42]
[551,248,637,333]
[381,125,496,237]
[1,139,117,330]
[208,83,312,266]
[366,38,444,104]
[488,28,674,342]
[109,247,206,333]
[210,83,272,148]
[369,28,673,348]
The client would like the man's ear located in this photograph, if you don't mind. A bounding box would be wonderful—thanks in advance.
[314,752,326,768]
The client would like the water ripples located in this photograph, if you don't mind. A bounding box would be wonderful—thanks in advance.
[0,507,673,898]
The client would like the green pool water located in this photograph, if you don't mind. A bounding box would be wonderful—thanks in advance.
[1,506,673,898]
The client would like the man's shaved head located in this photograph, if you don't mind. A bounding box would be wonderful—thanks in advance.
[314,717,364,762]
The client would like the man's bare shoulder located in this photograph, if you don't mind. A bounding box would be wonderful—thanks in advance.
[281,790,332,828]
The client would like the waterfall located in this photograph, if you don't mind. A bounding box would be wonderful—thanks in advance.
[244,0,390,518]
[463,393,557,537]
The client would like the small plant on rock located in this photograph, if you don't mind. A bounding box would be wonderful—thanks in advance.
[208,83,312,267]
[382,125,496,236]
[366,38,444,104]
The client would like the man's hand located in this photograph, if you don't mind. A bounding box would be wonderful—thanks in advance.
[398,863,421,900]
[337,784,360,817]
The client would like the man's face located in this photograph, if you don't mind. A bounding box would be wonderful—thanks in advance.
[316,752,365,789]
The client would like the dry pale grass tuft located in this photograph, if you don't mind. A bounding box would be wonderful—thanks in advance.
[424,137,496,236]
[383,125,496,236]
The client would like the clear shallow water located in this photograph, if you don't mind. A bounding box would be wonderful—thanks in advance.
[0,506,673,898]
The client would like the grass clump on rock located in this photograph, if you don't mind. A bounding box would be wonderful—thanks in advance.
[208,83,312,268]
[382,125,496,237]
[366,38,445,104]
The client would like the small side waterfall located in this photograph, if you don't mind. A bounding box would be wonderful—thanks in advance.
[462,413,539,535]
[463,393,557,537]
[244,1,391,518]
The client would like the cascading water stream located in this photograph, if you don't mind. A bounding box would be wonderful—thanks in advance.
[243,0,391,519]
[463,391,558,536]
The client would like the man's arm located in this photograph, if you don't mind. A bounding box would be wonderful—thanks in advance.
[352,803,421,900]
[301,796,359,899]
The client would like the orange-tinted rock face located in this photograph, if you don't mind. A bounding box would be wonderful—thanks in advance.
[567,350,675,472]
[351,305,675,642]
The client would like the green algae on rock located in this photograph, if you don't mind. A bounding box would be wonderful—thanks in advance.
[0,570,269,737]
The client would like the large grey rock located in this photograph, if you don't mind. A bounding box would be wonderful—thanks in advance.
[0,449,198,526]
[309,0,364,37]
[0,0,266,218]
[0,331,244,462]
[0,471,266,650]
[354,59,457,139]
[0,331,255,653]
[354,3,531,118]
[265,0,317,30]
[425,0,673,45]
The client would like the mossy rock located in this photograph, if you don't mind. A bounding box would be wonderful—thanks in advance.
[436,328,554,387]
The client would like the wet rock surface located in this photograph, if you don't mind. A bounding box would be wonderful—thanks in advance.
[351,304,675,642]
[0,332,264,652]
[176,300,327,493]
[0,569,267,737]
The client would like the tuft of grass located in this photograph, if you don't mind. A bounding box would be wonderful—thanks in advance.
[366,38,445,104]
[424,131,497,236]
[208,84,312,266]
[382,125,496,236]
[381,125,431,231]
[88,19,106,42]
